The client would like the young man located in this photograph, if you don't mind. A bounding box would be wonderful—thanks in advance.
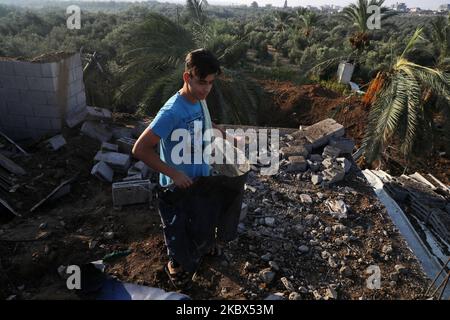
[132,49,224,287]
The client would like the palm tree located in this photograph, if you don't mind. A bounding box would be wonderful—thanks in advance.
[115,11,259,124]
[291,8,321,39]
[273,10,291,32]
[429,15,450,70]
[342,0,396,50]
[362,28,450,163]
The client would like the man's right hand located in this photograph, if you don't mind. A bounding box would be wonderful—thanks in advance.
[171,171,193,189]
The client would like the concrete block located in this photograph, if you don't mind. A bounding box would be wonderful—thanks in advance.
[3,89,21,103]
[0,75,15,89]
[4,114,27,128]
[117,137,136,154]
[0,61,15,76]
[304,118,345,148]
[322,157,334,169]
[329,138,355,155]
[27,77,56,92]
[26,117,53,130]
[10,76,29,90]
[66,107,87,128]
[112,126,134,140]
[322,145,342,159]
[280,145,309,159]
[122,174,143,182]
[46,92,58,105]
[6,101,34,116]
[337,157,352,173]
[132,161,151,178]
[81,121,113,142]
[50,118,62,131]
[112,180,153,208]
[76,90,86,106]
[286,156,307,172]
[46,134,66,151]
[311,174,323,185]
[0,100,7,116]
[101,142,119,152]
[33,104,60,118]
[91,161,114,183]
[94,151,131,173]
[323,166,345,184]
[307,160,320,172]
[41,62,59,78]
[22,90,48,105]
[86,106,112,122]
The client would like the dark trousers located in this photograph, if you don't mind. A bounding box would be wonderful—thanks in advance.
[157,173,247,273]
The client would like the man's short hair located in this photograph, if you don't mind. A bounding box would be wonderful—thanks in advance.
[185,48,222,79]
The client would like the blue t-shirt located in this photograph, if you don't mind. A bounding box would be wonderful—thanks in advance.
[149,92,211,187]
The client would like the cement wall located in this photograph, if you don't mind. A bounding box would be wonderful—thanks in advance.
[0,53,87,141]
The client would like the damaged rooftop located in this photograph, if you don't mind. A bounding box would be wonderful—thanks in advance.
[0,52,449,301]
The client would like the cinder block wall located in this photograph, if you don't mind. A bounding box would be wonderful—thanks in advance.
[0,53,87,141]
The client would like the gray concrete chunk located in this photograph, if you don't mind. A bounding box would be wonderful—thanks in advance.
[101,142,119,153]
[86,106,112,122]
[322,145,342,159]
[280,145,309,159]
[117,137,136,154]
[46,134,66,151]
[81,121,113,142]
[329,137,355,154]
[91,161,114,183]
[112,180,153,207]
[287,156,307,172]
[303,118,345,148]
[94,151,131,173]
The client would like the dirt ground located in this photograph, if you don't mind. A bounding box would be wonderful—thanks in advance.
[0,117,431,300]
[0,80,446,300]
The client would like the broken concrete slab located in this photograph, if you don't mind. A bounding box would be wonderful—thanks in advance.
[112,126,134,140]
[323,166,345,184]
[122,174,143,182]
[0,153,26,176]
[311,174,323,185]
[329,137,355,155]
[322,145,342,159]
[325,199,348,220]
[66,107,88,128]
[337,157,352,173]
[81,121,113,143]
[117,137,136,155]
[303,118,345,148]
[322,157,334,169]
[286,156,307,172]
[85,106,112,122]
[91,161,114,183]
[280,145,309,159]
[112,180,153,208]
[101,142,119,153]
[307,160,320,172]
[94,151,131,173]
[132,161,151,178]
[46,134,66,151]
